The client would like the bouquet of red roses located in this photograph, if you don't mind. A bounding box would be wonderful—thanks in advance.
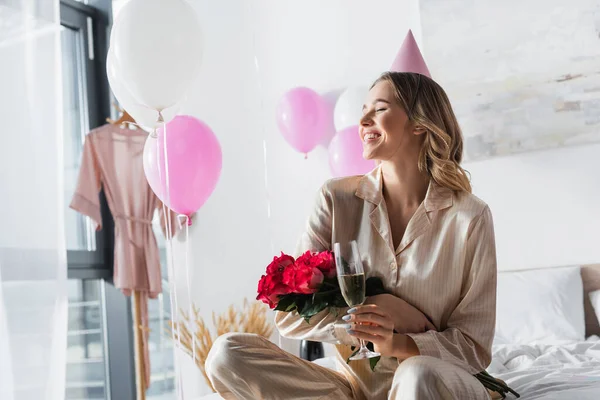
[256,251,348,322]
[256,250,387,323]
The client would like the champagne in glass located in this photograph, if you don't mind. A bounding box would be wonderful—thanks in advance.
[334,240,380,360]
[339,273,366,307]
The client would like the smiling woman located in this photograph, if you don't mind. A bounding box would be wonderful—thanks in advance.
[361,72,472,194]
[203,70,498,400]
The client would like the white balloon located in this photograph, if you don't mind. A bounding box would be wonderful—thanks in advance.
[334,86,369,131]
[106,49,180,130]
[110,0,202,111]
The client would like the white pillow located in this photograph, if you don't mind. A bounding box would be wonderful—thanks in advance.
[494,266,585,345]
[590,289,600,325]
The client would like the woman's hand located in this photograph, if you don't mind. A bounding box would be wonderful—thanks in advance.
[364,294,435,334]
[343,304,397,357]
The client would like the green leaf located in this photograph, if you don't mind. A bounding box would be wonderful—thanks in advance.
[298,295,330,324]
[346,348,359,364]
[320,277,340,289]
[332,295,348,308]
[369,356,380,371]
[295,296,307,313]
[345,343,380,371]
[300,299,327,320]
[274,295,295,312]
[312,288,340,297]
[474,372,520,398]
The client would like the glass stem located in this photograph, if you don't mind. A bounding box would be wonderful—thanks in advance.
[359,339,368,351]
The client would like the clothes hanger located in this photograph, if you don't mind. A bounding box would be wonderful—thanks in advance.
[106,102,136,128]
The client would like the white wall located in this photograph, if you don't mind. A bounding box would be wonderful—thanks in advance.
[465,143,600,272]
[164,1,600,397]
[166,0,421,396]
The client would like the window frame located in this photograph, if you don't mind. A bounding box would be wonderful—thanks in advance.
[60,1,137,400]
[61,0,113,280]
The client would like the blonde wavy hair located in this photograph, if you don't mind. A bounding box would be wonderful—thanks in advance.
[372,72,471,193]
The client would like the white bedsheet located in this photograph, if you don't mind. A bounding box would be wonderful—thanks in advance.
[488,336,600,399]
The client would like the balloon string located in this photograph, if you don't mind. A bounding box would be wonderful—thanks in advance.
[185,216,194,366]
[178,214,195,366]
[156,125,178,396]
[156,112,184,400]
[163,116,185,400]
[252,40,274,255]
[249,2,278,348]
[161,202,182,399]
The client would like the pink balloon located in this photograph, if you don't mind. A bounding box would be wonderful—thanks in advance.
[143,115,222,217]
[328,125,377,177]
[276,87,329,155]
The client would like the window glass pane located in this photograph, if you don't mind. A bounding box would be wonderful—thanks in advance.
[147,216,176,399]
[66,279,108,400]
[62,26,96,252]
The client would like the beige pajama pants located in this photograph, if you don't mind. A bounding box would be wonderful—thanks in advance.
[205,333,490,400]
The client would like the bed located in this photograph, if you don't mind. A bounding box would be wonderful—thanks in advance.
[197,264,600,399]
[484,264,600,399]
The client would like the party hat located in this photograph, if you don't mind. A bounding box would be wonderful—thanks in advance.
[390,30,431,78]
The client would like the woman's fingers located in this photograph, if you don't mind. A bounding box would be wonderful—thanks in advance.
[344,312,393,331]
[348,304,390,318]
[347,329,379,343]
[348,322,392,338]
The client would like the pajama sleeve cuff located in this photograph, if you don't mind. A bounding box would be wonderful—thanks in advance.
[405,331,441,359]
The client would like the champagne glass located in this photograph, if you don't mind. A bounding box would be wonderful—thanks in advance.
[334,240,380,360]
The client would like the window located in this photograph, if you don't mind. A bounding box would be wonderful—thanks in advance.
[61,0,110,276]
[60,1,176,399]
[61,1,113,398]
[147,223,176,399]
[66,279,108,399]
[63,23,96,253]
[147,287,176,399]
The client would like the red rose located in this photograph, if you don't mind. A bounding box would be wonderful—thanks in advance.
[314,251,336,278]
[266,252,295,275]
[256,252,295,308]
[296,250,336,279]
[282,263,324,294]
[256,273,290,309]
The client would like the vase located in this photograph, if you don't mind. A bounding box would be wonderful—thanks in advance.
[300,340,324,361]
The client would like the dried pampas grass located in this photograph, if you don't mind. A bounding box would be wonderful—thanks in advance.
[168,299,274,391]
